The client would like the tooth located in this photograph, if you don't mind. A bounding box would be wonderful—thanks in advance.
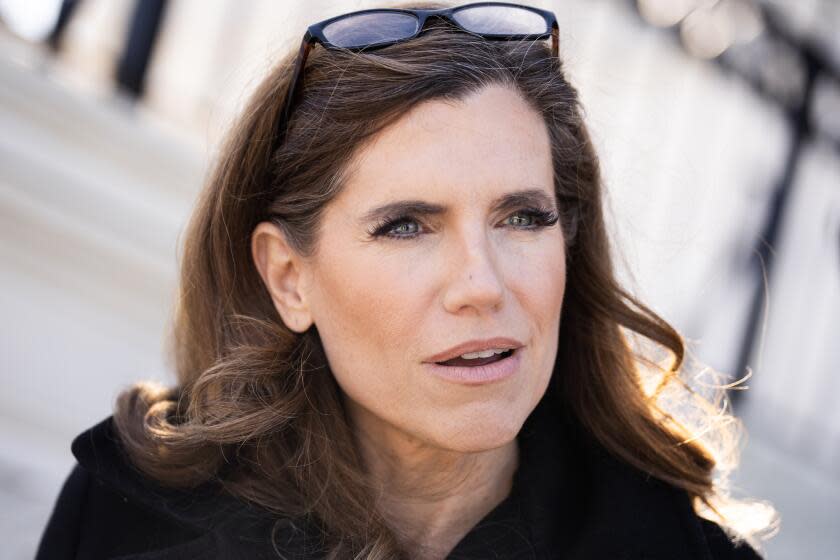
[459,348,507,359]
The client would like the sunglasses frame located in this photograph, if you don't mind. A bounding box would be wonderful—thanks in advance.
[274,2,559,149]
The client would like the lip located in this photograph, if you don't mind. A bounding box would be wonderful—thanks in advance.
[423,337,525,364]
[422,346,522,386]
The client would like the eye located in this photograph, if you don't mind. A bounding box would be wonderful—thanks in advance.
[368,206,559,241]
[505,207,559,229]
[367,215,425,240]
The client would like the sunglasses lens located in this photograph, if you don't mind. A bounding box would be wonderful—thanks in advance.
[322,12,420,48]
[452,6,548,35]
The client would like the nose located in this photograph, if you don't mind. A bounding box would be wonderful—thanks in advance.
[441,229,505,314]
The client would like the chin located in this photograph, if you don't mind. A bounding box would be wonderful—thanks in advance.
[427,406,527,453]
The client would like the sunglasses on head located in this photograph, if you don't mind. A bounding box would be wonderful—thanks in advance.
[273,2,559,149]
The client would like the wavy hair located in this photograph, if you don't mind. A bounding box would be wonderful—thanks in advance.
[113,1,777,557]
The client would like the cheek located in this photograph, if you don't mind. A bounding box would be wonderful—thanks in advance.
[504,237,566,411]
[307,244,430,404]
[317,247,431,353]
[541,245,567,323]
[506,234,567,327]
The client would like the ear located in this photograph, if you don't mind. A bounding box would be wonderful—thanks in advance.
[251,221,314,333]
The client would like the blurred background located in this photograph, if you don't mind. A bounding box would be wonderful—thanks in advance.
[1,0,837,558]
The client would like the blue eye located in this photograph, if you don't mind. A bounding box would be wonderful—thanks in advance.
[386,218,420,237]
[366,216,423,240]
[369,207,559,241]
[507,212,539,227]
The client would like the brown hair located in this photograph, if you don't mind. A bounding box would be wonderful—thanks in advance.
[113,1,777,557]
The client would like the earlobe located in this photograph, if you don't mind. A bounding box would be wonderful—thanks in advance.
[250,222,314,333]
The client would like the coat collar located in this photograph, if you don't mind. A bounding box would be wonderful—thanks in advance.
[71,398,714,559]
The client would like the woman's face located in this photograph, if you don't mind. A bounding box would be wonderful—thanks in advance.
[271,84,565,453]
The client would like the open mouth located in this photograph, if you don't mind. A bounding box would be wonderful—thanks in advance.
[435,348,515,367]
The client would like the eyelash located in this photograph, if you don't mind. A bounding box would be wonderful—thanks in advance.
[368,206,560,241]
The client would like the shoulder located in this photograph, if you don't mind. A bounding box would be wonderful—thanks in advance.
[36,415,270,559]
[35,463,90,559]
[37,460,206,559]
[35,416,209,559]
[698,517,764,560]
[566,436,766,560]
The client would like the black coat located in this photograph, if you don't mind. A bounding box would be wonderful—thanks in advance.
[35,398,763,559]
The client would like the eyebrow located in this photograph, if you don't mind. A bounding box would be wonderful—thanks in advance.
[359,188,557,224]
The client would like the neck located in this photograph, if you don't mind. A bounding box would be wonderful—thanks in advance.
[350,406,520,559]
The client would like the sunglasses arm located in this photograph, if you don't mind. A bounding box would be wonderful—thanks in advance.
[276,34,315,147]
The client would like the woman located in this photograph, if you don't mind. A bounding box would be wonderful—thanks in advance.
[36,2,777,559]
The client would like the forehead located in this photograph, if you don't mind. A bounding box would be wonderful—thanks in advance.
[338,84,554,206]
